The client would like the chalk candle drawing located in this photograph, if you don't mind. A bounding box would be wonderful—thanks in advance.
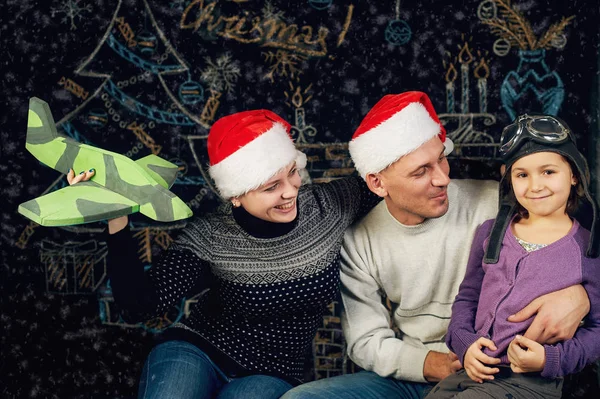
[385,0,412,46]
[475,58,490,113]
[477,0,574,120]
[439,41,498,160]
[285,80,317,144]
[459,42,474,114]
[40,239,107,294]
[445,63,457,114]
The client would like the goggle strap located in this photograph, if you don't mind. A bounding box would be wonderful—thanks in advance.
[483,202,517,264]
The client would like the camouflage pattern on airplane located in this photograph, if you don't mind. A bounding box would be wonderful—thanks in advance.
[18,97,193,226]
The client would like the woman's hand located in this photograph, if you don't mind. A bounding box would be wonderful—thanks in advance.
[66,168,128,234]
[66,168,95,185]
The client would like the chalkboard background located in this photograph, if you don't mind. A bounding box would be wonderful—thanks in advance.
[2,0,600,397]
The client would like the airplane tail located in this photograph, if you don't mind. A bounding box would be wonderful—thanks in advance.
[135,155,180,189]
[27,97,60,145]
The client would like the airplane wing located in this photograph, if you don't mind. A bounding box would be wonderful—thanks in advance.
[18,181,139,226]
[135,155,180,189]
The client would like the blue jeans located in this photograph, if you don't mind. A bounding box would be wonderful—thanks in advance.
[138,340,293,399]
[281,371,433,399]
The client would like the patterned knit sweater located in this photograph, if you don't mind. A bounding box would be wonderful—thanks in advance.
[106,177,379,384]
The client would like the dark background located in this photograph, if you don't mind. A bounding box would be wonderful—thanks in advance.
[2,0,600,397]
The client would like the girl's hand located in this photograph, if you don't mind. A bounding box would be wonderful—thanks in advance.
[464,337,501,383]
[507,335,545,373]
[66,168,128,234]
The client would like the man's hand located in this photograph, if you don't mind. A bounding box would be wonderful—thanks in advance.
[66,168,128,234]
[463,337,501,383]
[507,335,545,373]
[423,350,462,382]
[508,285,589,344]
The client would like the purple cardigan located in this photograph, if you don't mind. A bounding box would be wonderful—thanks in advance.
[446,218,600,378]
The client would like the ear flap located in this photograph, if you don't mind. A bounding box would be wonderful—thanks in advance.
[484,202,516,264]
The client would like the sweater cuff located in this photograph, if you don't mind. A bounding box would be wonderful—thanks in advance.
[541,344,561,378]
[451,329,482,365]
[105,223,131,243]
[397,344,429,383]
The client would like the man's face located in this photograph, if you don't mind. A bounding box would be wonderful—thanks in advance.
[374,136,451,225]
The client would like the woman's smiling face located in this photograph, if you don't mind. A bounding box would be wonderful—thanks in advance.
[236,161,301,223]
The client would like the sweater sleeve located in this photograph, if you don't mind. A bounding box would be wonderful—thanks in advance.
[105,225,212,323]
[541,255,600,378]
[317,176,381,225]
[446,219,494,364]
[340,227,428,383]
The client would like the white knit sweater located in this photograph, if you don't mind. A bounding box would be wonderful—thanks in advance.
[340,179,498,383]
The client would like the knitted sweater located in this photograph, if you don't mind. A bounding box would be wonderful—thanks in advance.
[447,218,600,378]
[106,177,379,384]
[340,179,498,383]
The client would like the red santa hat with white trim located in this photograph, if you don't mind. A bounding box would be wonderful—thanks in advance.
[208,109,307,199]
[349,91,453,178]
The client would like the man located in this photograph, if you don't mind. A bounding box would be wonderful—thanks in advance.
[282,92,589,398]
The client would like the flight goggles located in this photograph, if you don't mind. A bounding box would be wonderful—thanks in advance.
[499,114,574,159]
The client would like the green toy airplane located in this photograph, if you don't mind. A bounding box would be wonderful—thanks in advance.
[18,97,193,226]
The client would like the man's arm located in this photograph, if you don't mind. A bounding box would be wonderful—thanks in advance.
[539,256,600,377]
[340,228,458,383]
[508,285,590,344]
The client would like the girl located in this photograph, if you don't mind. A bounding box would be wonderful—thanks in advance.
[426,114,600,399]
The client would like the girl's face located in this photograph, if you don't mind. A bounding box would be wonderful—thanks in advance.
[236,162,301,223]
[510,151,576,220]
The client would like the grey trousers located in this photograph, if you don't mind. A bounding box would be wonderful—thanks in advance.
[425,367,563,399]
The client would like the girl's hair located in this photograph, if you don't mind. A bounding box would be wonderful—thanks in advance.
[505,155,584,220]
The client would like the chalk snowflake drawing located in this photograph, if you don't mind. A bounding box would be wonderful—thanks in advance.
[262,0,287,22]
[263,50,305,82]
[201,53,241,94]
[51,0,93,30]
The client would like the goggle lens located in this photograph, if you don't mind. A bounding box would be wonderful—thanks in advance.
[498,115,571,157]
[528,117,569,141]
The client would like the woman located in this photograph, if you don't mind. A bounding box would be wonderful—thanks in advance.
[70,109,379,398]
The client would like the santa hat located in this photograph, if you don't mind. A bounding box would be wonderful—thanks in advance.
[208,110,307,199]
[349,91,453,178]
